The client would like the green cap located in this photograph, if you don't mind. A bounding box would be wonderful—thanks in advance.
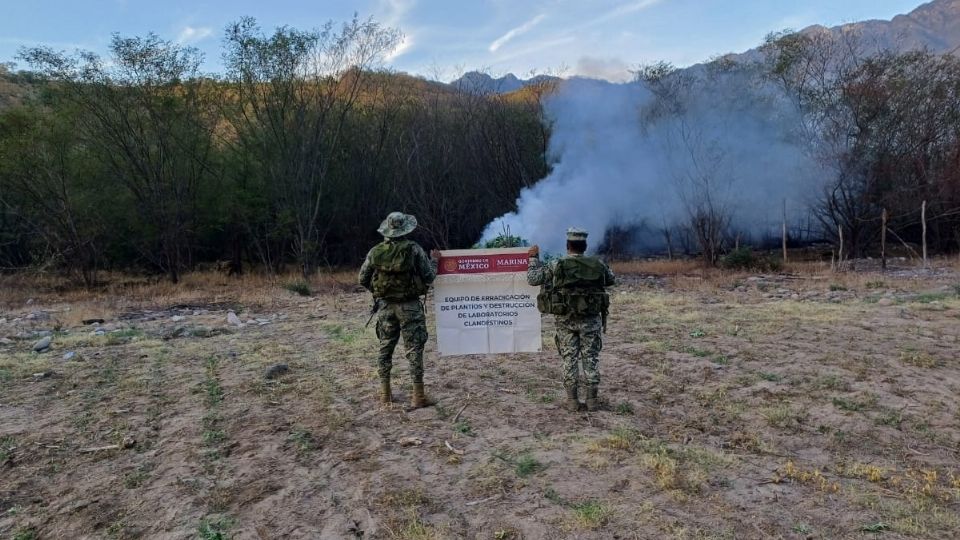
[566,228,588,241]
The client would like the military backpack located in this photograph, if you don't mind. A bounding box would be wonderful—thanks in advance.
[536,256,610,317]
[369,239,428,302]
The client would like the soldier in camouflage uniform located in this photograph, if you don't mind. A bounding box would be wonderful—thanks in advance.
[527,228,615,412]
[359,212,439,408]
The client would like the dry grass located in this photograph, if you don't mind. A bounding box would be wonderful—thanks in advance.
[610,255,959,294]
[2,258,959,538]
[0,270,357,318]
[610,259,704,276]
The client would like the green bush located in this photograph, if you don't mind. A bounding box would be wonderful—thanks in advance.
[482,234,528,249]
[514,453,544,477]
[720,247,782,272]
[283,281,312,296]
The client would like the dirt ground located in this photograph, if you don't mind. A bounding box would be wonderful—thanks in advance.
[1,261,959,539]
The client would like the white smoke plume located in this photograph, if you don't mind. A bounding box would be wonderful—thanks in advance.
[482,64,824,255]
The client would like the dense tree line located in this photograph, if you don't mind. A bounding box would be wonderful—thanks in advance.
[2,17,959,282]
[635,34,960,264]
[0,18,550,284]
[764,31,960,258]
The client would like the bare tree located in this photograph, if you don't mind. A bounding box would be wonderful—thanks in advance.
[764,30,960,256]
[638,61,736,265]
[0,108,103,285]
[222,16,401,276]
[21,34,218,283]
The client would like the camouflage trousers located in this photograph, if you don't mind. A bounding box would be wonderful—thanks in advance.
[375,299,428,383]
[554,314,603,388]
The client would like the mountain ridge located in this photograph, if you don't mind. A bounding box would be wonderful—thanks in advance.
[799,0,960,55]
[450,0,960,92]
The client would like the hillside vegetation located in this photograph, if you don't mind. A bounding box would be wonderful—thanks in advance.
[1,8,959,285]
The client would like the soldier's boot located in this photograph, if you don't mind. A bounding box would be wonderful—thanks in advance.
[410,383,436,409]
[379,378,392,405]
[564,385,582,412]
[585,385,601,412]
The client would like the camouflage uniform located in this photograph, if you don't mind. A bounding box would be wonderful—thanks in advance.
[527,255,615,389]
[528,228,614,411]
[358,212,437,407]
[358,246,436,383]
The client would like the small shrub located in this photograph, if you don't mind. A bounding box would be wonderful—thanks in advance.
[913,292,949,304]
[283,281,312,296]
[204,379,224,406]
[202,429,226,445]
[875,407,904,427]
[859,522,891,533]
[536,392,556,404]
[685,346,711,357]
[380,488,429,508]
[321,323,360,344]
[900,350,939,368]
[483,234,529,249]
[13,528,37,540]
[289,429,317,453]
[813,374,847,391]
[763,404,807,429]
[832,397,863,412]
[104,328,143,345]
[124,467,151,489]
[544,487,565,505]
[615,402,634,415]
[720,247,782,272]
[758,372,782,383]
[0,436,15,463]
[514,453,544,477]
[829,284,847,292]
[197,517,234,540]
[571,500,611,529]
[454,420,473,436]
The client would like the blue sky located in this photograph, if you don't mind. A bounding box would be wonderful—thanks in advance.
[0,0,928,81]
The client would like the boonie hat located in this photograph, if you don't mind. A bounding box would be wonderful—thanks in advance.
[378,212,418,238]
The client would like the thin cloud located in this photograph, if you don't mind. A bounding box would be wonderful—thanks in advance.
[379,0,416,26]
[385,33,414,61]
[176,26,213,45]
[378,0,416,61]
[489,13,546,52]
[586,0,664,28]
[490,35,577,65]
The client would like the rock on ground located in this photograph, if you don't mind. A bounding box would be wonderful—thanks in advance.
[33,336,52,352]
[264,364,290,379]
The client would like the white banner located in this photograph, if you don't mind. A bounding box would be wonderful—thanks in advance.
[433,248,542,356]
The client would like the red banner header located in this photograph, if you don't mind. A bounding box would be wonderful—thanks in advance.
[438,253,529,275]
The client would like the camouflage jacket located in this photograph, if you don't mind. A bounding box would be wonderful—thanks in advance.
[358,239,437,297]
[527,254,616,289]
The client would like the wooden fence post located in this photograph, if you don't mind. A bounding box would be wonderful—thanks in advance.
[881,208,887,272]
[921,200,928,267]
[782,199,788,264]
[838,224,844,271]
